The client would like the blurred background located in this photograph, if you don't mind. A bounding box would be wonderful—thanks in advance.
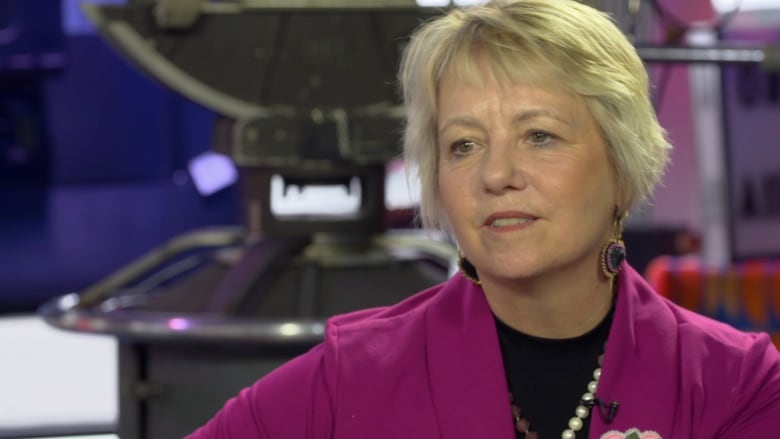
[1,0,779,438]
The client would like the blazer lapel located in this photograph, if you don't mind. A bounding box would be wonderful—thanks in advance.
[425,275,516,439]
[590,264,679,438]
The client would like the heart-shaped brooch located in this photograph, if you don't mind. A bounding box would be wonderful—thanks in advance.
[600,429,662,439]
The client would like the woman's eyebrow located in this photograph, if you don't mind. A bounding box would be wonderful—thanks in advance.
[512,108,573,127]
[438,117,484,134]
[438,108,575,135]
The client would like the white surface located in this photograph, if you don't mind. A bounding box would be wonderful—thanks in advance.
[270,159,420,215]
[0,315,117,432]
[714,0,780,12]
[33,436,117,439]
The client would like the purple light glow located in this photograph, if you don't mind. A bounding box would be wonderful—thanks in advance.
[168,318,190,331]
[188,151,238,196]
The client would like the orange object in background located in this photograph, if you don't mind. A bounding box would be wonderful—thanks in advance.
[645,256,780,348]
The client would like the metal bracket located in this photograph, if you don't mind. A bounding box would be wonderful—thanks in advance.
[153,0,205,29]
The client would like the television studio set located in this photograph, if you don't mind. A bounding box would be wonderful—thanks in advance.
[1,0,780,438]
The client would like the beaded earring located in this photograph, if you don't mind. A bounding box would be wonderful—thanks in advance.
[456,247,481,285]
[600,211,627,278]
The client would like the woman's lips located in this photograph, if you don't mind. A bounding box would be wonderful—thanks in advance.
[483,212,537,229]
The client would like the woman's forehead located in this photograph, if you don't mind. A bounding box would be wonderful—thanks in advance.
[438,49,568,96]
[436,57,583,118]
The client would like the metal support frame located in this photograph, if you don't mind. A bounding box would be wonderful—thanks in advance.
[687,30,733,267]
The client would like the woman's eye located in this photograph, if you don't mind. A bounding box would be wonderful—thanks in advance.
[451,139,477,156]
[529,131,554,146]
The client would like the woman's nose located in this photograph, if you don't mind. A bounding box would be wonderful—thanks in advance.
[479,142,526,194]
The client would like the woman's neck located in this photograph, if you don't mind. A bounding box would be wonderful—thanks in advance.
[480,267,615,339]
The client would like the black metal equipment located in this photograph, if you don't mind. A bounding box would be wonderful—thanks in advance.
[38,1,780,438]
[39,2,453,438]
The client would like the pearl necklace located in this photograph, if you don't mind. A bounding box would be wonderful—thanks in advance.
[510,351,604,439]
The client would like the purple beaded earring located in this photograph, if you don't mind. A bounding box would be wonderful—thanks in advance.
[600,211,626,278]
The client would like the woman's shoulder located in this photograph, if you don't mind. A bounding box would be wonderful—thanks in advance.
[624,262,774,353]
[325,278,450,335]
[668,302,780,435]
[670,301,770,348]
[623,262,779,398]
[614,265,780,436]
[638,256,779,354]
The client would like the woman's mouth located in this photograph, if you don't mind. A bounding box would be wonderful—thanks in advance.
[490,217,534,227]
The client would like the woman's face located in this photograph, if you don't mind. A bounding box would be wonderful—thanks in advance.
[436,63,619,286]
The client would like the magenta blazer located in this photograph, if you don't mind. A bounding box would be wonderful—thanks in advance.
[186,264,780,438]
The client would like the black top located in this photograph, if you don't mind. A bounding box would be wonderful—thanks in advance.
[495,307,613,439]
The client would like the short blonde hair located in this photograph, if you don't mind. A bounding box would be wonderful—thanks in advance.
[399,0,671,231]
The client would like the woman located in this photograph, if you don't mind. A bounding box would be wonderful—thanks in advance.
[187,1,780,438]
